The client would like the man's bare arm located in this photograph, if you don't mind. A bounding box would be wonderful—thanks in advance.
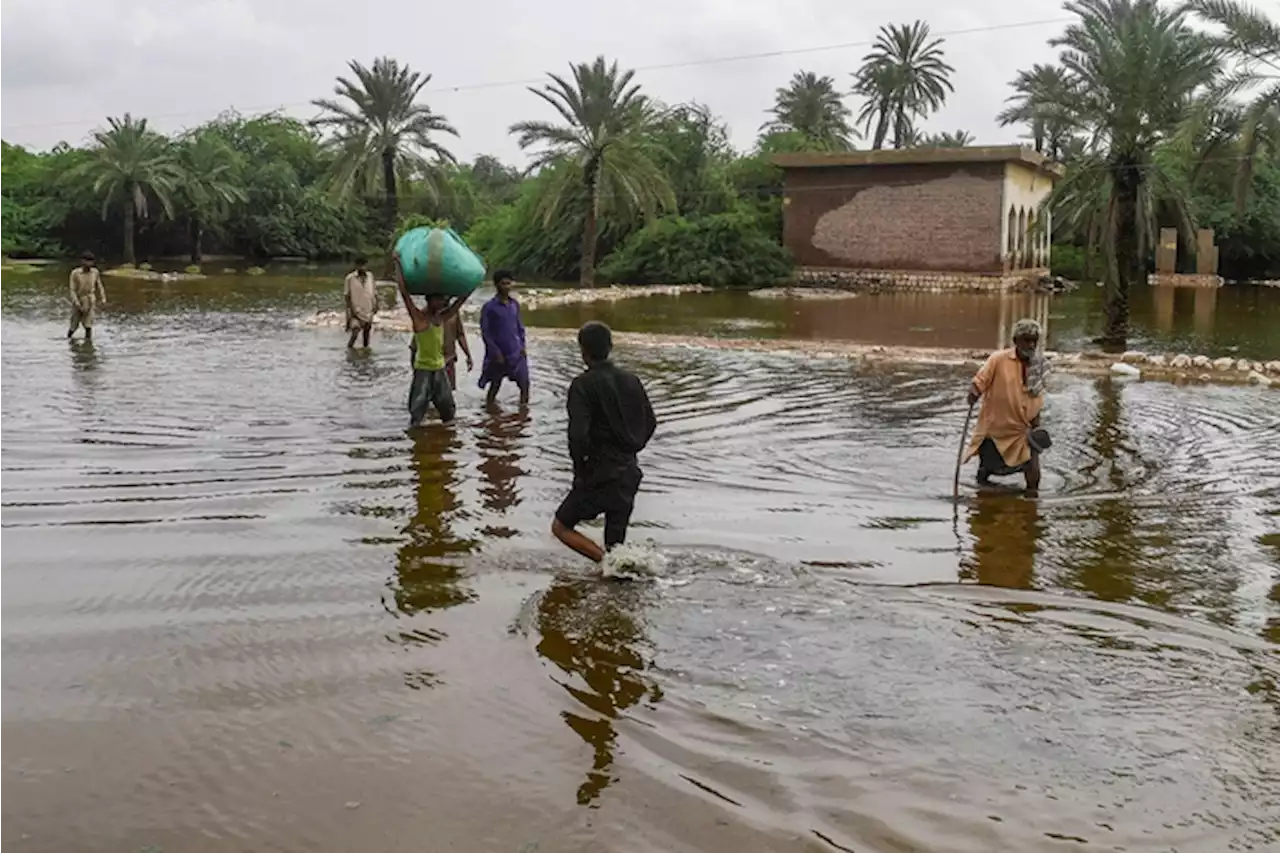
[392,258,429,331]
[440,289,472,321]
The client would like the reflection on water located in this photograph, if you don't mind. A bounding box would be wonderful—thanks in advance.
[961,495,1042,589]
[478,406,530,529]
[1154,284,1222,339]
[2,275,1278,852]
[391,428,477,617]
[535,577,659,807]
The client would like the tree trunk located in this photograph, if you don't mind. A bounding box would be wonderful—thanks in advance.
[578,161,600,288]
[872,102,890,150]
[891,105,908,149]
[1103,159,1141,350]
[382,148,398,232]
[190,217,204,264]
[124,203,136,265]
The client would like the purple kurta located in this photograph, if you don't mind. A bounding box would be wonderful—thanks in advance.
[478,296,529,389]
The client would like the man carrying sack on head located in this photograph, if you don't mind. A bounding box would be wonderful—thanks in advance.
[964,318,1052,495]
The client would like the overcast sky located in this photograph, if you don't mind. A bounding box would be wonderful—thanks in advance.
[2,0,1073,163]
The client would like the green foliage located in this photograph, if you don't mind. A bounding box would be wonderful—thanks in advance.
[652,102,737,216]
[1048,243,1102,280]
[511,55,676,285]
[854,21,955,150]
[466,168,629,281]
[68,114,184,263]
[599,212,793,286]
[763,72,856,151]
[311,57,458,226]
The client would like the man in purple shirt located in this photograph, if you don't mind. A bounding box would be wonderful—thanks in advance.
[478,269,530,406]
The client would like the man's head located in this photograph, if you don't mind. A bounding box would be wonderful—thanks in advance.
[493,268,514,298]
[578,321,612,366]
[1012,318,1041,362]
[425,294,446,313]
[80,251,95,270]
[354,255,368,273]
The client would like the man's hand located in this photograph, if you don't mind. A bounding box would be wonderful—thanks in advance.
[465,353,474,371]
[966,389,979,407]
[520,347,527,358]
[495,351,505,365]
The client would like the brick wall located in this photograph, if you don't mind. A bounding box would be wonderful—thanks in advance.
[782,162,1006,272]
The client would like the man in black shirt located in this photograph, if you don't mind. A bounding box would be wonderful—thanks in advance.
[552,322,657,563]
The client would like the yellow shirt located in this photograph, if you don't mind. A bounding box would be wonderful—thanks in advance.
[965,348,1044,468]
[413,324,445,371]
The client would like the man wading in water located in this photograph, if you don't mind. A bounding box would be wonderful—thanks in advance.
[343,256,377,349]
[392,255,471,427]
[68,252,106,341]
[964,318,1052,494]
[478,269,530,407]
[552,322,657,563]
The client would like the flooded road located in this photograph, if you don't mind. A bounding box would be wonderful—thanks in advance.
[3,271,1279,852]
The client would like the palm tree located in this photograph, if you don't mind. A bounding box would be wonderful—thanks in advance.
[853,21,955,149]
[1052,0,1220,346]
[1048,144,1198,276]
[69,114,182,264]
[1187,0,1280,211]
[997,64,1078,160]
[920,129,975,147]
[178,134,246,263]
[511,56,674,287]
[311,57,458,229]
[762,71,856,150]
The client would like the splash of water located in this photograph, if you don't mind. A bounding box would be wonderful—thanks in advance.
[601,543,668,580]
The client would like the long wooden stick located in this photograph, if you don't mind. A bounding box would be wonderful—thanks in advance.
[953,401,976,501]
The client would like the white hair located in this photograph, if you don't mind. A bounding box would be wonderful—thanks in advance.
[1012,318,1042,341]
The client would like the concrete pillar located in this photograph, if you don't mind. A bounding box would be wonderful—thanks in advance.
[1156,227,1177,273]
[1195,229,1217,274]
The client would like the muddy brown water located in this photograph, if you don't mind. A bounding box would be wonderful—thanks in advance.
[3,270,1279,852]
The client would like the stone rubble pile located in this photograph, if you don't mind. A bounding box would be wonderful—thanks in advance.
[1048,349,1279,387]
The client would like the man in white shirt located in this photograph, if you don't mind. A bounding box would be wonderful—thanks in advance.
[343,256,378,348]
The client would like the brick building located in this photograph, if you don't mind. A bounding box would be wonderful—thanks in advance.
[775,146,1064,291]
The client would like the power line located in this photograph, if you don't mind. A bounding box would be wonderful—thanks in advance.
[3,17,1071,133]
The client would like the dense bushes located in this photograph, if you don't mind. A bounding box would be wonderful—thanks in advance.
[599,212,793,286]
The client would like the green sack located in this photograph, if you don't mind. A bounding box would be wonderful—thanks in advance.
[394,226,486,297]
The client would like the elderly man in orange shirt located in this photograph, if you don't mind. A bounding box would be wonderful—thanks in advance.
[964,318,1052,494]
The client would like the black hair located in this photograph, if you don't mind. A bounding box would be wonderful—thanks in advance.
[577,321,613,362]
[354,255,368,266]
[493,269,514,284]
[81,251,95,261]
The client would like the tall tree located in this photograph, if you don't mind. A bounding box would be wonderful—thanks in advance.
[1052,0,1220,346]
[311,57,458,230]
[1187,0,1280,211]
[762,71,856,151]
[854,21,955,149]
[653,102,737,215]
[177,133,246,263]
[997,64,1077,160]
[69,114,182,264]
[511,56,674,287]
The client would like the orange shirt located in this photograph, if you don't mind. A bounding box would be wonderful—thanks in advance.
[964,348,1044,468]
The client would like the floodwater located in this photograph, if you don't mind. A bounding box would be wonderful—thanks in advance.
[528,283,1280,359]
[3,268,1279,853]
